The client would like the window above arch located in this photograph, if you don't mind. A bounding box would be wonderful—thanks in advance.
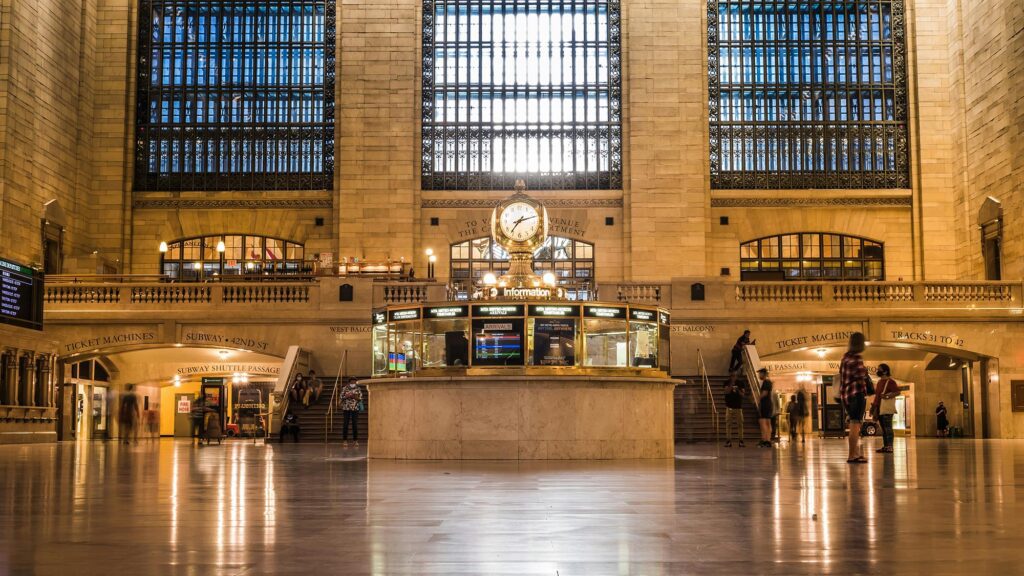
[449,236,595,299]
[161,234,306,280]
[740,233,883,281]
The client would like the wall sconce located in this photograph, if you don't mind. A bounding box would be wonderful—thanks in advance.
[159,241,168,253]
[216,240,226,253]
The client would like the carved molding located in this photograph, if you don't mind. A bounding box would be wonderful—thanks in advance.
[422,198,624,209]
[134,199,333,210]
[711,197,912,208]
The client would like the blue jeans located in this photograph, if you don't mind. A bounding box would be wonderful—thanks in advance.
[342,410,359,441]
[879,414,895,448]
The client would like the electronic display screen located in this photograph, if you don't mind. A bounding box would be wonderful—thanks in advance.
[472,318,524,366]
[388,352,407,372]
[532,318,576,366]
[0,258,43,331]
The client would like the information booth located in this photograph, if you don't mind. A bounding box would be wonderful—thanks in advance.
[371,303,669,375]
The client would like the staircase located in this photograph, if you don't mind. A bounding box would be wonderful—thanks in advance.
[280,377,370,443]
[674,376,760,442]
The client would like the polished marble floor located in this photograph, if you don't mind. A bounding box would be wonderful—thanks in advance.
[1,437,1022,575]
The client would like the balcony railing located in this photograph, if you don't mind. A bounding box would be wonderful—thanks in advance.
[45,282,317,307]
[731,281,1019,307]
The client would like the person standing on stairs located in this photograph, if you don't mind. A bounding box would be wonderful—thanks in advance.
[723,380,746,448]
[340,380,363,448]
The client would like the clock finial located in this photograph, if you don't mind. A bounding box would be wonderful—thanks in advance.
[514,179,526,193]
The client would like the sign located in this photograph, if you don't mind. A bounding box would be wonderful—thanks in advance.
[0,257,43,331]
[889,330,965,348]
[175,363,280,377]
[482,286,561,300]
[425,305,469,319]
[472,304,524,317]
[672,324,714,334]
[177,398,191,414]
[472,318,524,366]
[528,304,580,317]
[629,308,657,322]
[372,310,387,325]
[774,330,856,350]
[659,311,670,325]
[64,330,158,353]
[182,331,270,352]
[532,317,576,366]
[388,308,422,322]
[584,305,626,319]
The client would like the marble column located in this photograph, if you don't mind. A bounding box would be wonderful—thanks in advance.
[35,356,51,407]
[19,353,34,407]
[3,349,19,405]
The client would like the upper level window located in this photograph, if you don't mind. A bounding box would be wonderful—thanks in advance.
[161,234,306,280]
[740,233,884,280]
[422,0,622,190]
[135,1,335,191]
[708,1,909,189]
[449,236,595,299]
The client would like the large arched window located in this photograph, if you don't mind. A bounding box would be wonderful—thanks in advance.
[449,236,595,299]
[740,233,883,281]
[708,0,909,189]
[161,234,305,280]
[421,0,622,190]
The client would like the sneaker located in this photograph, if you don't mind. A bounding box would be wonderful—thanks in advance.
[875,447,887,453]
[724,441,732,447]
[342,441,349,448]
[353,441,360,448]
[738,441,745,448]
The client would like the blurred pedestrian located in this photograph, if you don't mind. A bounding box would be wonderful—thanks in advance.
[119,385,141,445]
[757,368,774,448]
[787,395,799,441]
[840,332,871,463]
[723,380,746,448]
[936,401,949,437]
[873,363,899,453]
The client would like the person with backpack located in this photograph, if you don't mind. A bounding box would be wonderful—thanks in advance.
[872,363,900,453]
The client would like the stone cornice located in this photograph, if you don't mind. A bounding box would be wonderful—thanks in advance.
[134,199,332,210]
[711,197,912,208]
[422,198,623,209]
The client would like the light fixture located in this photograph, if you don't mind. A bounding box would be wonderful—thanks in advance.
[159,241,168,253]
[815,348,828,359]
[245,262,256,270]
[425,248,434,257]
[483,272,497,285]
[192,262,202,271]
[216,240,226,253]
[428,254,437,263]
[173,375,181,388]
[542,272,556,286]
[218,350,230,357]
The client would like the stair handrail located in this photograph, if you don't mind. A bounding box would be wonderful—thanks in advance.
[271,346,308,436]
[741,344,763,401]
[696,348,720,442]
[325,349,348,443]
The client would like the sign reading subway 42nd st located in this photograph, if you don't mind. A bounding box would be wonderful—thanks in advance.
[0,257,43,331]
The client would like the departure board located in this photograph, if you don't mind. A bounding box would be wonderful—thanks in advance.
[0,258,43,331]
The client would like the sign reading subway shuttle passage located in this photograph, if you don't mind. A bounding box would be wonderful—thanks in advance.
[0,257,43,331]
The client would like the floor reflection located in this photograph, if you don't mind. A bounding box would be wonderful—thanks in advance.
[0,438,1022,574]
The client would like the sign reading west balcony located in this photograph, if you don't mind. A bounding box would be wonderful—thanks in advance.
[0,257,43,331]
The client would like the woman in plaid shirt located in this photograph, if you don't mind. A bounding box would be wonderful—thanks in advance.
[840,332,870,463]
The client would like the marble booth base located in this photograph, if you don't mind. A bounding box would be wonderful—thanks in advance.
[363,371,676,460]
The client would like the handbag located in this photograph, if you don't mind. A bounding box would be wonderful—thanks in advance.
[879,379,898,415]
[864,375,875,396]
[357,400,365,412]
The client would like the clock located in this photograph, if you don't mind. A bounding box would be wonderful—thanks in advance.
[498,202,540,243]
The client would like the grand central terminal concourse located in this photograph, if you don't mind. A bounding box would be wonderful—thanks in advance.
[1,0,1023,574]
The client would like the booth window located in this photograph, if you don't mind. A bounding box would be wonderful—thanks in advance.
[422,0,622,190]
[708,0,909,189]
[161,234,306,280]
[449,236,595,299]
[135,0,335,191]
[740,233,883,281]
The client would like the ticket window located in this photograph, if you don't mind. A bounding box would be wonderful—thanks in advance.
[372,324,388,376]
[471,318,525,367]
[389,325,422,374]
[629,321,658,368]
[528,317,578,367]
[583,318,628,367]
[424,319,470,368]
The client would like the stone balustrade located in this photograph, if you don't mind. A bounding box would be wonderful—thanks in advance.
[724,281,1020,308]
[614,283,666,305]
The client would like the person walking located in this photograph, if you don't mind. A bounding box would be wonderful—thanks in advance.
[840,332,871,464]
[340,380,363,448]
[787,395,799,441]
[118,385,141,445]
[756,368,774,448]
[872,363,900,453]
[936,401,949,437]
[723,381,746,447]
[794,389,809,444]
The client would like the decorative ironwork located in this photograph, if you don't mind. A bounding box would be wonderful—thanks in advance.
[711,196,910,207]
[135,0,336,191]
[422,0,622,190]
[708,0,909,189]
[740,233,884,280]
[449,236,595,299]
[422,197,622,208]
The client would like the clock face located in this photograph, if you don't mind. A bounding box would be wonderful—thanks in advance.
[498,202,540,243]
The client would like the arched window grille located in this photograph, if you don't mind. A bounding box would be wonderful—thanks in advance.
[135,0,336,191]
[160,234,305,280]
[449,236,595,299]
[708,0,909,189]
[740,233,884,280]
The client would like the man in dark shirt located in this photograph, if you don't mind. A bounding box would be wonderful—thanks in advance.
[723,382,746,447]
[729,330,755,373]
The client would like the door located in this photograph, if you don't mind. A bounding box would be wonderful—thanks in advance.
[173,393,195,437]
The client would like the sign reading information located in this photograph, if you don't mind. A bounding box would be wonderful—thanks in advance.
[0,258,43,331]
